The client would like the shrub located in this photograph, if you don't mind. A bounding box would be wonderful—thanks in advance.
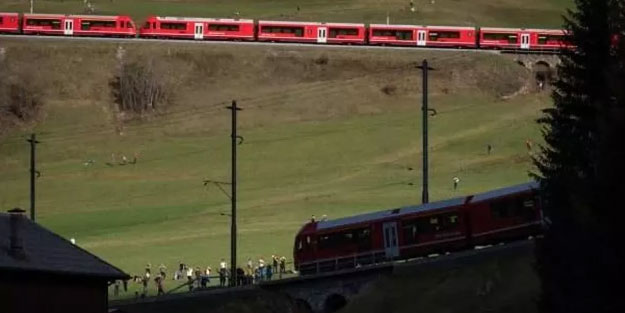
[110,59,173,115]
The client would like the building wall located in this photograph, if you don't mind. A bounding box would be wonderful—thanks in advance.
[0,271,108,313]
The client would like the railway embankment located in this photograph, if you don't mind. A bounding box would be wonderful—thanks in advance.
[112,240,537,313]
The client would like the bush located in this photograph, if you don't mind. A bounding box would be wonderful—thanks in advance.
[110,58,173,115]
[0,63,45,124]
[381,84,397,95]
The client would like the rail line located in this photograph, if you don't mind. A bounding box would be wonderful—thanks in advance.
[1,33,509,54]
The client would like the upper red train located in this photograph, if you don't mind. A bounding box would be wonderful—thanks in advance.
[0,12,577,51]
[293,182,542,275]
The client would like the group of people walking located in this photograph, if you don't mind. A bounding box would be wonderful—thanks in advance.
[114,255,290,298]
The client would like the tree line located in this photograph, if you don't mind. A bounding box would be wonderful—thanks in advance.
[533,0,625,312]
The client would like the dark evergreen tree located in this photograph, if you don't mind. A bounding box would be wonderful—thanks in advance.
[533,0,625,312]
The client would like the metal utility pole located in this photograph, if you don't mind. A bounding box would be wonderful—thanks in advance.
[226,100,242,287]
[417,60,435,204]
[30,0,33,14]
[27,133,39,221]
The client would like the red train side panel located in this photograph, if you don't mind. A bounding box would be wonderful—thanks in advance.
[23,14,136,37]
[0,12,20,34]
[257,20,365,44]
[479,27,572,51]
[139,16,254,41]
[369,24,418,46]
[425,26,477,48]
[258,20,319,43]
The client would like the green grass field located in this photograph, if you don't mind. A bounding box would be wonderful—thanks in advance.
[0,37,549,298]
[0,0,571,27]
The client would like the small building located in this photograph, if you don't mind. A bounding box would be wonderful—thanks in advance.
[0,208,129,313]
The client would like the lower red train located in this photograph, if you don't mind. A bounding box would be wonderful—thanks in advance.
[293,182,542,275]
[0,12,576,51]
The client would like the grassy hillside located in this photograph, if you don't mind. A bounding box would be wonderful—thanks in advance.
[0,0,571,28]
[0,39,548,298]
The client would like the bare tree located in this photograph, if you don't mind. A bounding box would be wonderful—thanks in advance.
[110,58,173,116]
[0,62,45,125]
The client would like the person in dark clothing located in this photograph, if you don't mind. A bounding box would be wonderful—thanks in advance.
[155,274,165,296]
[279,256,286,277]
[267,265,273,280]
[237,267,245,286]
[272,255,278,274]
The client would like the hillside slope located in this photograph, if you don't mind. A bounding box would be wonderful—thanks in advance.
[0,39,548,298]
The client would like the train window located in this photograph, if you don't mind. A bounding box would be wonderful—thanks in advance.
[396,30,413,40]
[402,220,419,244]
[81,20,116,30]
[152,22,156,29]
[491,196,535,219]
[261,26,304,37]
[161,22,186,30]
[208,24,240,32]
[26,19,62,29]
[373,29,394,37]
[483,33,514,42]
[0,17,3,24]
[297,239,303,251]
[143,22,150,29]
[538,35,564,44]
[317,228,370,250]
[442,213,459,230]
[329,28,358,38]
[430,31,460,40]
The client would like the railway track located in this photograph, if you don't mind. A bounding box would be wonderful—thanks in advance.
[1,34,505,54]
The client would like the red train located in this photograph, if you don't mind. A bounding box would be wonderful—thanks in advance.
[19,14,136,37]
[0,11,576,51]
[139,16,254,41]
[293,182,542,275]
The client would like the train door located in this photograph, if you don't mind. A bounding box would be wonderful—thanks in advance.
[317,27,327,43]
[382,222,399,259]
[194,23,204,40]
[64,19,73,36]
[520,33,530,49]
[417,30,427,46]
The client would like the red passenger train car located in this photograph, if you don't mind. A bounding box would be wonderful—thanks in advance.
[369,24,477,48]
[0,12,20,34]
[293,182,541,275]
[479,27,572,51]
[257,20,366,44]
[22,14,136,37]
[139,16,254,40]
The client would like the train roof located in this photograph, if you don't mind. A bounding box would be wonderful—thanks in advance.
[152,16,254,23]
[313,181,539,232]
[23,14,129,19]
[316,196,466,231]
[469,181,539,203]
[480,27,565,33]
[0,12,19,16]
[370,24,422,29]
[258,20,364,27]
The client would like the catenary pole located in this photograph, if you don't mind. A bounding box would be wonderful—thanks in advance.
[27,133,39,221]
[417,60,434,204]
[226,100,242,287]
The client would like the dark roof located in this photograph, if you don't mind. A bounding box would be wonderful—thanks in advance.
[317,196,466,230]
[0,213,129,280]
[469,182,539,203]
